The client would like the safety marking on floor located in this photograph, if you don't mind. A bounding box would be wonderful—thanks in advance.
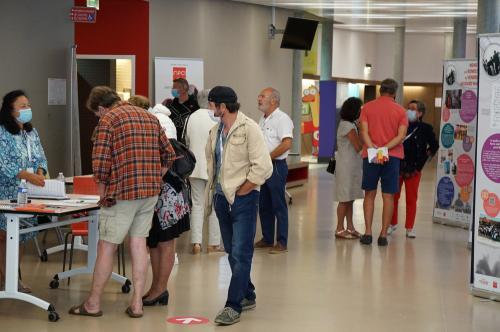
[167,316,210,325]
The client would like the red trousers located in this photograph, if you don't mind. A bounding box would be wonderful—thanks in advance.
[391,172,422,230]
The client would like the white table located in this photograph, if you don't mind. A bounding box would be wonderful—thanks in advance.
[0,195,131,322]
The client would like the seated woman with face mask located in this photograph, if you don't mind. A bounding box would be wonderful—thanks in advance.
[0,90,48,293]
[389,100,439,238]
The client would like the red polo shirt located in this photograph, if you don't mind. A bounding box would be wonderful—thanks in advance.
[360,96,408,159]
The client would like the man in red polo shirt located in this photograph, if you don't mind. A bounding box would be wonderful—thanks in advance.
[359,78,408,246]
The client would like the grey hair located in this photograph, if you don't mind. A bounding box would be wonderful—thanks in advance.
[269,88,281,106]
[197,89,210,109]
[379,78,398,96]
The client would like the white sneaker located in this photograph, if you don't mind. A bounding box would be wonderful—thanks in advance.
[387,225,398,235]
[406,229,416,238]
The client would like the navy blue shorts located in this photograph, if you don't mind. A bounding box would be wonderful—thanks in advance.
[362,157,401,194]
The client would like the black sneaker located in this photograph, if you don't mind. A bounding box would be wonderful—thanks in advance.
[378,237,388,246]
[360,235,373,245]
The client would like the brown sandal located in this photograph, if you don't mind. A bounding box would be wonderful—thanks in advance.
[346,229,361,238]
[68,303,103,317]
[335,230,354,239]
[125,306,143,318]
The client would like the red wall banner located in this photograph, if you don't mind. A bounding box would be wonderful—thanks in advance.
[74,0,149,96]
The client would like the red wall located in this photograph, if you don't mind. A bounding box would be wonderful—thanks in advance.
[74,0,149,96]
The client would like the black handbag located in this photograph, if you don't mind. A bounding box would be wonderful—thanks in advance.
[169,138,197,180]
[326,157,336,174]
[326,143,337,174]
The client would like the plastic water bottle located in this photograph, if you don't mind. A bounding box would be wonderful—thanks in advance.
[17,179,28,205]
[57,172,65,182]
[57,172,66,195]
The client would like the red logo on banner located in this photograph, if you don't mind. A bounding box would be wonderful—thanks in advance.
[173,67,187,80]
[494,282,498,288]
[167,316,209,325]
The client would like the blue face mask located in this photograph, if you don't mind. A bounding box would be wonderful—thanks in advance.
[171,89,180,98]
[407,109,418,122]
[17,108,32,124]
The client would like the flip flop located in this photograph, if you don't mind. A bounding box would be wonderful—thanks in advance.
[346,229,361,238]
[125,306,143,318]
[68,303,103,317]
[335,230,354,239]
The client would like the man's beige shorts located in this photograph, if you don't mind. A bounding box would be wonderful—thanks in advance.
[99,196,158,244]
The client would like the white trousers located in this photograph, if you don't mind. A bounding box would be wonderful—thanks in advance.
[190,178,221,246]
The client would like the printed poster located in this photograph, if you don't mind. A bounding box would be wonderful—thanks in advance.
[433,59,478,227]
[472,34,500,296]
[154,57,204,104]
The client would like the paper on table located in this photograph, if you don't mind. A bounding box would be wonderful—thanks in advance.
[27,179,66,198]
[367,147,389,164]
[55,199,99,207]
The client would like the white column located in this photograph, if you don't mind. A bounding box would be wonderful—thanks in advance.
[393,26,406,105]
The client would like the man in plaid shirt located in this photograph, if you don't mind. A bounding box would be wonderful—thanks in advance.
[69,86,175,318]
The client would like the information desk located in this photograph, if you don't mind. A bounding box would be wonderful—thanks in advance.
[0,195,130,322]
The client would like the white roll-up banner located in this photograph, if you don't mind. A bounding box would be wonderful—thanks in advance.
[472,34,500,299]
[154,57,204,105]
[433,59,478,229]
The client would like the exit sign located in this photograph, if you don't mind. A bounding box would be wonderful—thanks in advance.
[87,0,99,10]
[70,7,97,23]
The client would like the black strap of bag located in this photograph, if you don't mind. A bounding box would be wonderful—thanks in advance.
[326,147,336,174]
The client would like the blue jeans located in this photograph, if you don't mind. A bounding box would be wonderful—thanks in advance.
[259,160,288,246]
[214,190,259,313]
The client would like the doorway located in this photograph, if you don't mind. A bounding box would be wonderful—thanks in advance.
[76,55,135,174]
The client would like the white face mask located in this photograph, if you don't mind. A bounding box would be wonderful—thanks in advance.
[407,109,418,122]
[208,109,220,123]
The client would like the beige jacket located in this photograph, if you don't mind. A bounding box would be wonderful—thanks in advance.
[204,111,273,216]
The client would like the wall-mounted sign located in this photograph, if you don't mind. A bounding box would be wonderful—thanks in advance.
[86,0,99,10]
[70,7,97,23]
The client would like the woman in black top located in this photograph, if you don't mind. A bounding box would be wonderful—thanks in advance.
[390,100,438,238]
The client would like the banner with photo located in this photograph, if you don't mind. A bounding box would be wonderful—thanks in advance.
[472,34,500,298]
[433,59,478,228]
[154,57,204,104]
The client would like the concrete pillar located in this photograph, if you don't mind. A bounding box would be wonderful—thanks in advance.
[320,21,333,80]
[291,12,304,155]
[291,49,303,155]
[452,17,467,58]
[444,32,453,59]
[477,0,500,34]
[393,26,405,105]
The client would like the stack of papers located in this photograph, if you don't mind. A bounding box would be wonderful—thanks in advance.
[27,180,67,199]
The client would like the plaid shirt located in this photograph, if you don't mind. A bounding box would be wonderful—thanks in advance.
[92,102,175,200]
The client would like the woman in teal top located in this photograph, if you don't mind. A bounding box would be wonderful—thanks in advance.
[0,90,48,293]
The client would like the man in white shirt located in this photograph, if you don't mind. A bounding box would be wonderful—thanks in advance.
[255,88,294,254]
